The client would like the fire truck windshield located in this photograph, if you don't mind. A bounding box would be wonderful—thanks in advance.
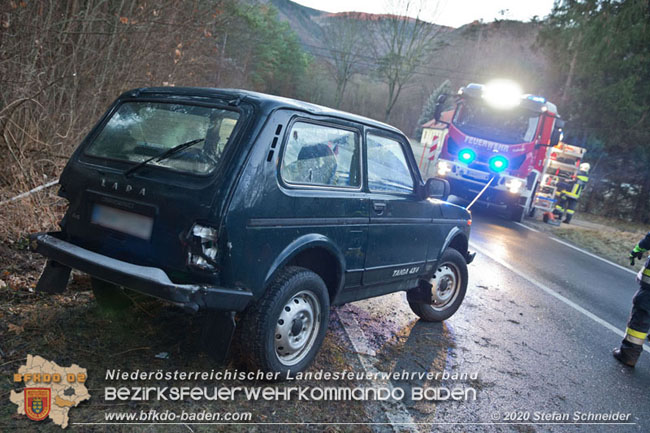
[452,100,540,144]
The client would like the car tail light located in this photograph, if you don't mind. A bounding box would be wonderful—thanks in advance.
[187,223,218,271]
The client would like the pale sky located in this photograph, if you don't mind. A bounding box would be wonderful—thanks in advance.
[292,0,556,28]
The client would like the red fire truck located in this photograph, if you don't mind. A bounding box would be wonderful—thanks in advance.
[432,80,565,221]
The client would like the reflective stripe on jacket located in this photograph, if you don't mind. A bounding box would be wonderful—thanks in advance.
[563,175,589,199]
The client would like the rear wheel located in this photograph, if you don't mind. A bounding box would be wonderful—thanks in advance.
[409,249,468,322]
[91,278,133,310]
[238,266,329,377]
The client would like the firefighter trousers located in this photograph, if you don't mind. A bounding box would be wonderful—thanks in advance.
[554,196,578,222]
[622,262,650,350]
[627,282,650,337]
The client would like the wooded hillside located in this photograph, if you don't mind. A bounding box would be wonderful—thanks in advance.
[1,0,648,241]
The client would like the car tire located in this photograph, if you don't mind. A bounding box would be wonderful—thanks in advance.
[238,266,330,377]
[508,204,525,222]
[408,248,468,322]
[91,278,133,310]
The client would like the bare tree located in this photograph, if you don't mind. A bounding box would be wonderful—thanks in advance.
[320,13,365,108]
[369,0,442,122]
[0,0,311,240]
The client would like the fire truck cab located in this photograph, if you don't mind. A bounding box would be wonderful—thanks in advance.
[432,81,564,221]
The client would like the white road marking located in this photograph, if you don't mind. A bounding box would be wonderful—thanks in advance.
[470,242,650,353]
[337,310,417,432]
[338,312,377,357]
[514,222,539,233]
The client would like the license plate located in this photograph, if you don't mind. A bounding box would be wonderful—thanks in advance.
[460,168,490,181]
[91,204,153,240]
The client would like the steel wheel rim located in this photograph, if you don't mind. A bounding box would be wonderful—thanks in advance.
[274,290,321,366]
[430,262,461,311]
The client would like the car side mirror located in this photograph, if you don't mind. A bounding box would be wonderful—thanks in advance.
[423,177,450,200]
[433,94,447,122]
[549,118,565,147]
[550,127,563,147]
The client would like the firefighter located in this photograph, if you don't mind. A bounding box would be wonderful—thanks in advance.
[613,232,650,367]
[553,162,590,224]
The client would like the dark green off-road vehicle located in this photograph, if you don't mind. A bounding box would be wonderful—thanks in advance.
[32,88,474,375]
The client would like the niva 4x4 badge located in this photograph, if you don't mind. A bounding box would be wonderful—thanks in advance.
[31,87,473,377]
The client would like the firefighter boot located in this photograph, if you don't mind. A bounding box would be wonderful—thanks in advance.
[613,340,643,367]
[563,213,573,224]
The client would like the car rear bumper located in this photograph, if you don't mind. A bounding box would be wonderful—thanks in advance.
[30,232,252,312]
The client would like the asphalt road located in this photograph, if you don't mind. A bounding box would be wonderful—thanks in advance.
[343,209,650,432]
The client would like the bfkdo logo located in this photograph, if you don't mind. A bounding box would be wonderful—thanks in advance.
[10,355,90,429]
[25,388,51,421]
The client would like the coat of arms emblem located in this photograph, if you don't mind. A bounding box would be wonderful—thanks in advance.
[24,388,51,421]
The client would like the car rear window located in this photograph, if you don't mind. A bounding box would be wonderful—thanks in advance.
[85,101,240,175]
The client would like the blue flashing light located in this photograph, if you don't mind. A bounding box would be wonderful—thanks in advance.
[527,95,546,103]
[489,155,509,172]
[458,148,477,164]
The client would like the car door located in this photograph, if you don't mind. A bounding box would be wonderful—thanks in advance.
[362,130,435,291]
[276,118,369,290]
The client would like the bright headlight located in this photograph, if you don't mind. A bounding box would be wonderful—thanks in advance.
[505,178,524,194]
[483,79,522,110]
[437,160,452,176]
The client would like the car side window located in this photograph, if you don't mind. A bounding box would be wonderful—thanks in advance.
[366,133,414,194]
[280,121,360,188]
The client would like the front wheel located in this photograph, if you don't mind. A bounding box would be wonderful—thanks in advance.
[238,267,330,377]
[508,204,525,222]
[408,249,468,322]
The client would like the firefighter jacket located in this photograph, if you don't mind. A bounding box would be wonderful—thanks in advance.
[636,232,650,286]
[639,232,650,251]
[561,171,589,199]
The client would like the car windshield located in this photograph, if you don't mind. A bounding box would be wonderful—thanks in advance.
[453,100,539,144]
[85,102,240,175]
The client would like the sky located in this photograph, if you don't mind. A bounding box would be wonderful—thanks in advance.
[291,0,556,28]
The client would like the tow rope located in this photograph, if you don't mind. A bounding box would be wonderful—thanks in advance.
[466,176,494,211]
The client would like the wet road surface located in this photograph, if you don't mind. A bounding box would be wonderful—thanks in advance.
[339,209,650,432]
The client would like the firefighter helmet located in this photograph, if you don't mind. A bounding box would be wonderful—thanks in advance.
[580,162,590,173]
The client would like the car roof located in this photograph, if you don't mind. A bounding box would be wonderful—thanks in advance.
[124,87,403,135]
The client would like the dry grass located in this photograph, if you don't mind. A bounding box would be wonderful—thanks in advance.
[0,188,64,242]
[0,261,374,431]
[527,213,648,268]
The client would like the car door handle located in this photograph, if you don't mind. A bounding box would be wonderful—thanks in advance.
[373,202,386,213]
